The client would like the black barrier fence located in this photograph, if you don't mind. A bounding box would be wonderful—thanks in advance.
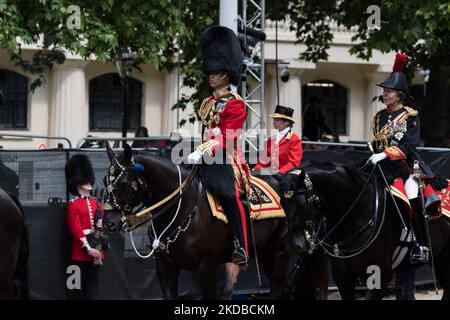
[0,144,448,299]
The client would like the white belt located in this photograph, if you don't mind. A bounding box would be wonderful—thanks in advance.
[83,229,94,235]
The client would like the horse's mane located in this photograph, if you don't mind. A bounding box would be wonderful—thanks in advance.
[302,161,370,185]
[134,153,190,175]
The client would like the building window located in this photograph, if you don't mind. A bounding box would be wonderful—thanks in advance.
[89,73,142,131]
[302,80,348,135]
[0,69,28,129]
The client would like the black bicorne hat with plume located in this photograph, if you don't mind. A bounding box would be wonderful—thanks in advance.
[377,53,412,98]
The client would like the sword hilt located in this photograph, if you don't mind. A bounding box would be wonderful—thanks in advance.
[367,141,374,154]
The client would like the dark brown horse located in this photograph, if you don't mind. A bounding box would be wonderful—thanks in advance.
[0,188,29,299]
[280,163,450,300]
[102,144,292,299]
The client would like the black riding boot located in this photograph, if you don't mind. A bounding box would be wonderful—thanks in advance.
[409,198,430,264]
[229,212,248,265]
[220,196,249,265]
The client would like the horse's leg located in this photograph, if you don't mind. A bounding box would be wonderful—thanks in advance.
[365,288,386,300]
[218,262,240,300]
[292,254,317,300]
[0,277,16,299]
[331,262,357,300]
[263,250,292,299]
[198,261,219,300]
[364,266,392,300]
[316,252,330,300]
[155,257,180,300]
[434,242,450,300]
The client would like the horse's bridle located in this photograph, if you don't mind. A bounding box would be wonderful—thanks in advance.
[105,156,148,218]
[284,169,321,254]
[283,166,386,259]
[104,154,198,231]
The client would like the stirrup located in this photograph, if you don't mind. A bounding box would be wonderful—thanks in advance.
[232,247,248,265]
[410,245,430,264]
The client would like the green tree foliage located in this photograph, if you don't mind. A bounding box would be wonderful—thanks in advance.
[0,0,190,90]
[1,1,449,142]
[270,0,450,144]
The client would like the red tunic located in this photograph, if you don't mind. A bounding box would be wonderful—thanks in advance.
[253,130,303,173]
[198,89,249,176]
[66,197,105,262]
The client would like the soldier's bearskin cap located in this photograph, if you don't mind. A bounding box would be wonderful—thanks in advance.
[201,26,242,86]
[65,154,95,195]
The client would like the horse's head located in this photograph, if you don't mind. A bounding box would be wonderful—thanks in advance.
[102,142,148,233]
[279,168,321,253]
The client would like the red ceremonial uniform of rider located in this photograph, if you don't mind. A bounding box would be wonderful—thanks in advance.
[187,26,250,265]
[253,105,303,176]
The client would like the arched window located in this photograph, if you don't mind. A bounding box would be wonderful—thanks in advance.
[89,73,142,131]
[0,69,28,129]
[302,80,348,135]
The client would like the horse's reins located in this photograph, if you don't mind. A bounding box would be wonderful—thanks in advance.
[129,164,200,258]
[367,142,409,231]
[105,155,198,232]
[316,171,388,259]
[293,166,387,259]
[122,165,197,231]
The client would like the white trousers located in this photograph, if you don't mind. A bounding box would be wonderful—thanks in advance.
[404,175,419,199]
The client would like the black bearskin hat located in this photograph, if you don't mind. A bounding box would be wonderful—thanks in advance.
[65,154,95,195]
[201,26,242,86]
[377,53,412,98]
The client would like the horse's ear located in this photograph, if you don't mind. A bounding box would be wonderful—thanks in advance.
[106,141,115,161]
[124,143,132,165]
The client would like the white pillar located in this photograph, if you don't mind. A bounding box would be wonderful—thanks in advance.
[220,0,238,33]
[279,71,302,136]
[364,73,386,140]
[265,73,278,130]
[48,63,88,148]
[161,71,178,135]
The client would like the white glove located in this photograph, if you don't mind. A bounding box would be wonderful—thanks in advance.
[187,150,202,164]
[369,152,388,165]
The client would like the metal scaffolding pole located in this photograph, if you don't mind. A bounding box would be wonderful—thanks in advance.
[239,0,265,152]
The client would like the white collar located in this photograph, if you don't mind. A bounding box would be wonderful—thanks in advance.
[276,127,291,143]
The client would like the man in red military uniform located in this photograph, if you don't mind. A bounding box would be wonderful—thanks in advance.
[187,26,250,265]
[253,105,303,177]
[65,154,105,299]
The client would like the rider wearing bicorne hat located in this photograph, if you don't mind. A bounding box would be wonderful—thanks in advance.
[369,53,448,264]
[187,26,251,265]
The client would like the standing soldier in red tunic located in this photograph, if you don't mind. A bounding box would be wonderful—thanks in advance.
[187,26,250,265]
[65,154,105,299]
[253,105,303,178]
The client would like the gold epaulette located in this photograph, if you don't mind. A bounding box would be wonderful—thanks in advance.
[197,139,220,156]
[199,97,215,125]
[404,106,418,117]
[228,91,244,101]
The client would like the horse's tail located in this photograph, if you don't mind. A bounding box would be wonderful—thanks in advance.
[8,192,30,300]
